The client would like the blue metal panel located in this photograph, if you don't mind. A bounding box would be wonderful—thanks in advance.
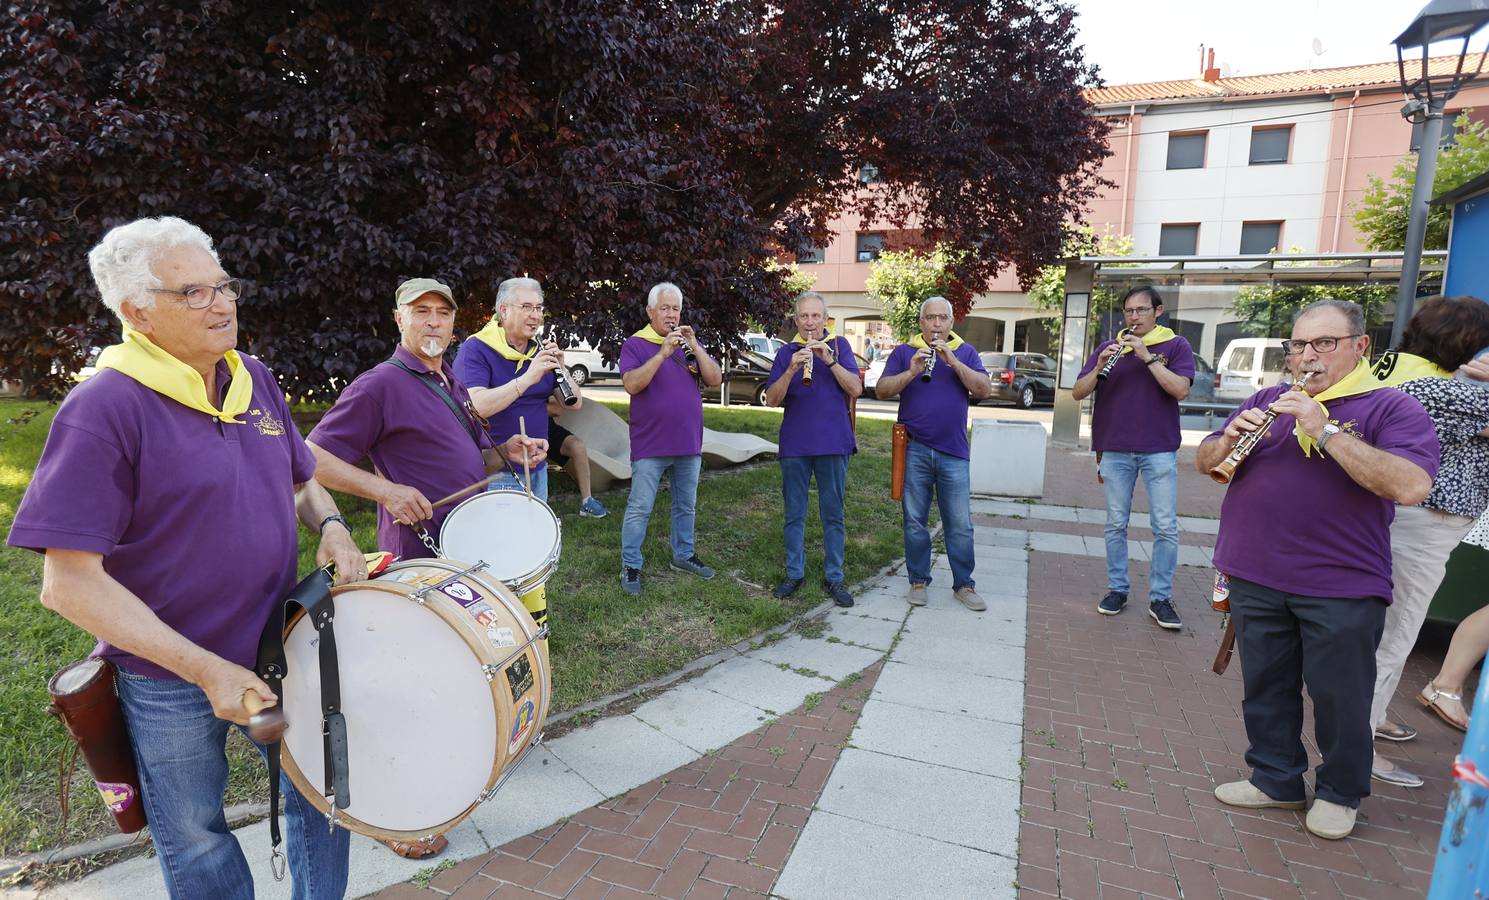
[1427,670,1489,898]
[1445,194,1489,296]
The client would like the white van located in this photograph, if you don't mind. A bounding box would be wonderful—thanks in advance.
[1215,337,1288,402]
[561,341,619,385]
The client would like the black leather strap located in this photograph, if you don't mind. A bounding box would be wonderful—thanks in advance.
[381,358,484,446]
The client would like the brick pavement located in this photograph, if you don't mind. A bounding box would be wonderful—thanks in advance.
[1016,549,1473,900]
[369,664,884,900]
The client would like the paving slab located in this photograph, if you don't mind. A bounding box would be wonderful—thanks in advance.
[851,699,1022,780]
[545,714,698,798]
[871,659,1024,724]
[1027,503,1080,522]
[1027,531,1085,555]
[464,744,606,846]
[890,626,1026,682]
[816,748,1020,854]
[685,654,827,716]
[972,527,1028,548]
[1178,513,1220,534]
[631,683,776,754]
[902,604,1026,649]
[1178,543,1215,568]
[836,582,914,619]
[747,633,884,681]
[774,810,1016,900]
[972,543,1031,561]
[819,610,903,649]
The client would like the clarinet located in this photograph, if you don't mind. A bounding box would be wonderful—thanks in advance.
[802,328,816,385]
[1208,375,1311,484]
[553,364,579,406]
[1096,328,1133,381]
[920,337,939,382]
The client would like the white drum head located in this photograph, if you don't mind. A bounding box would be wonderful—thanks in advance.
[440,491,559,584]
[280,586,497,833]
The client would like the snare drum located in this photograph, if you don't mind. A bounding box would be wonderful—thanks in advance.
[439,491,562,596]
[278,559,550,842]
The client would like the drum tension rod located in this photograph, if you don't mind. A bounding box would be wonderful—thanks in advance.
[477,735,546,804]
[409,562,491,605]
[482,625,552,680]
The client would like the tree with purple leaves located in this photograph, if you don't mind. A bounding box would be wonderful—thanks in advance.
[2,0,1108,399]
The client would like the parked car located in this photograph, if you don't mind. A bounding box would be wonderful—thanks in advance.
[701,349,868,406]
[980,352,1057,408]
[1215,337,1287,402]
[743,333,785,356]
[561,341,619,385]
[864,357,888,395]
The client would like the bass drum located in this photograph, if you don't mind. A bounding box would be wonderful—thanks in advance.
[278,559,550,842]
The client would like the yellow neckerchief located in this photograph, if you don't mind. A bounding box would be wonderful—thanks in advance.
[908,331,965,351]
[633,324,668,345]
[790,327,835,344]
[95,326,252,423]
[1108,324,1177,359]
[1296,358,1386,457]
[1371,350,1453,386]
[468,319,538,372]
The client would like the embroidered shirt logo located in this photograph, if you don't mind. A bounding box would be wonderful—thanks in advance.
[252,411,286,436]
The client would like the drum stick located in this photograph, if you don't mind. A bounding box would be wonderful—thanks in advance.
[431,476,497,510]
[242,690,287,743]
[519,416,533,496]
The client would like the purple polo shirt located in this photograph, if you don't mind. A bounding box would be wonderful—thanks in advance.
[8,356,314,680]
[769,336,858,457]
[883,341,987,459]
[619,336,703,459]
[309,345,491,560]
[1209,384,1440,600]
[454,336,554,471]
[1078,335,1195,453]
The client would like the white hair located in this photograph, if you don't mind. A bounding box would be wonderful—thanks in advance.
[919,295,953,317]
[794,291,829,318]
[496,276,543,310]
[647,282,683,308]
[87,216,219,319]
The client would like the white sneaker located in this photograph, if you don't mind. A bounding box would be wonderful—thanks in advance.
[1305,799,1357,840]
[1214,780,1306,810]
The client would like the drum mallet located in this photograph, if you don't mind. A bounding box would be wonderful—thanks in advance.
[242,690,288,743]
[518,416,533,496]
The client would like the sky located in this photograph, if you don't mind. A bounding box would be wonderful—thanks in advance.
[1070,0,1433,86]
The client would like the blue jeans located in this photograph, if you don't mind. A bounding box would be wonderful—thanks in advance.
[902,439,975,589]
[780,455,849,583]
[489,464,548,502]
[622,455,702,569]
[1098,450,1178,603]
[116,670,349,900]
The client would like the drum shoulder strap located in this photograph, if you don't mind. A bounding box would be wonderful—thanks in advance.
[381,359,485,446]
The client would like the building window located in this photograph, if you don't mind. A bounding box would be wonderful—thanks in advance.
[1410,114,1461,151]
[1166,131,1207,170]
[856,233,885,262]
[796,243,825,264]
[1249,126,1292,165]
[1158,223,1200,256]
[1239,221,1283,255]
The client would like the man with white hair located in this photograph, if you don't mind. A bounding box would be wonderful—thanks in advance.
[764,291,862,606]
[618,282,723,594]
[875,296,993,611]
[455,277,601,513]
[9,216,363,897]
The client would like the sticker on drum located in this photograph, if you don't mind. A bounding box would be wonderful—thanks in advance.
[508,698,536,754]
[489,626,516,647]
[439,492,561,594]
[505,656,534,702]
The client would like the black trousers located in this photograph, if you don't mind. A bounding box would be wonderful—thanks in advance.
[1229,577,1387,808]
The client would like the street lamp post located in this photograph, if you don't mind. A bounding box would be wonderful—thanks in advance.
[1390,0,1489,348]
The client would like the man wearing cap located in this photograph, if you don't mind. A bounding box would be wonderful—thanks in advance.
[455,277,592,507]
[9,216,363,898]
[618,282,722,595]
[764,291,861,607]
[1071,285,1194,631]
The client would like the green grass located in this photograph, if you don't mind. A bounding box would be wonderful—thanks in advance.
[0,398,908,855]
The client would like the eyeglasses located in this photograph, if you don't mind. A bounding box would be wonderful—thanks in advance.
[1280,334,1361,355]
[1123,307,1154,316]
[149,278,242,310]
[516,303,544,315]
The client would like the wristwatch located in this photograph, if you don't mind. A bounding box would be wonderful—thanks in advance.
[1318,422,1341,452]
[1144,356,1160,366]
[319,513,352,534]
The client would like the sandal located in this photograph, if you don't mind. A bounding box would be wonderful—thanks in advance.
[1374,721,1418,742]
[1418,682,1470,733]
[382,834,449,859]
